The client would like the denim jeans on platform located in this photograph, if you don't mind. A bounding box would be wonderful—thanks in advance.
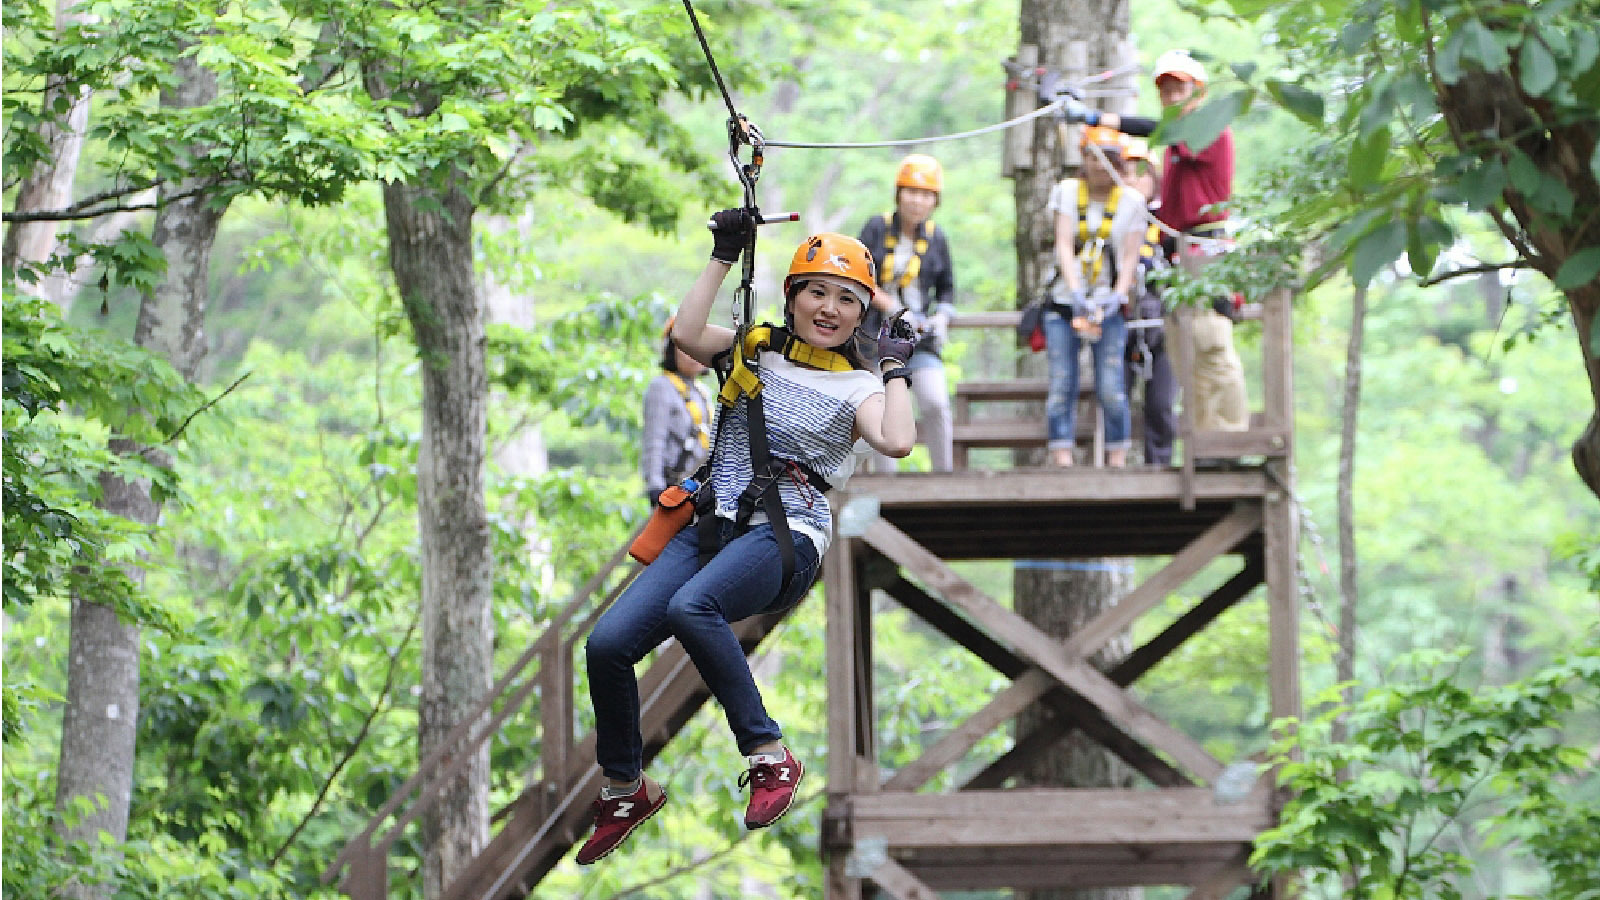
[1044,308,1131,451]
[586,517,820,781]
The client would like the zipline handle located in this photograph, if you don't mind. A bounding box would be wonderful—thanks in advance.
[706,211,799,230]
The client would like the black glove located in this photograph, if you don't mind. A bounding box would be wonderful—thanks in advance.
[876,309,917,369]
[708,208,754,265]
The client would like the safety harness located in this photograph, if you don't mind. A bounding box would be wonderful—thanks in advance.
[695,325,850,591]
[879,214,937,292]
[664,372,711,454]
[1075,180,1122,288]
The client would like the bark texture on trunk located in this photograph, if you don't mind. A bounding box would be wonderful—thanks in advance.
[382,174,492,899]
[1011,3,1140,899]
[1434,64,1600,502]
[3,0,94,311]
[53,47,225,900]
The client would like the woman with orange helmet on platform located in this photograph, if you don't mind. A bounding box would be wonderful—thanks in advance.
[1044,126,1145,467]
[578,212,917,865]
[857,153,958,472]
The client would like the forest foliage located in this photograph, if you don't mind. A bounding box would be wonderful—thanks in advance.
[4,0,1598,897]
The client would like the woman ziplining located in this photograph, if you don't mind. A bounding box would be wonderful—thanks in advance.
[577,213,920,864]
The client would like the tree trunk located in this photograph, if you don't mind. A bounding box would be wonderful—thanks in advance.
[2,0,93,311]
[1011,2,1139,899]
[1433,65,1600,502]
[381,174,493,898]
[1332,284,1364,749]
[53,48,224,900]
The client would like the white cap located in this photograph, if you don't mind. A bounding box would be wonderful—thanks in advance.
[1153,49,1206,86]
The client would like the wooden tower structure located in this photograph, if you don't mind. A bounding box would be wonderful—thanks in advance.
[324,290,1299,899]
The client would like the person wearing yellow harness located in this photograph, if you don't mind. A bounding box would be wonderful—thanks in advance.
[642,319,713,500]
[857,153,957,472]
[579,211,916,865]
[1044,126,1144,467]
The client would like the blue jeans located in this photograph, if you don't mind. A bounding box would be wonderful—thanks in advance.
[1044,308,1131,451]
[586,518,820,781]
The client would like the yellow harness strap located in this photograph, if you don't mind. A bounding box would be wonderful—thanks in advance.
[881,216,935,290]
[717,325,854,408]
[664,372,710,451]
[1075,181,1121,286]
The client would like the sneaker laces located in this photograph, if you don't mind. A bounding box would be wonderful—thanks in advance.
[739,760,777,790]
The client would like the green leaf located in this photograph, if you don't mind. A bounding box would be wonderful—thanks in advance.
[1591,142,1600,188]
[1519,38,1558,96]
[1456,157,1506,210]
[1350,220,1406,287]
[1349,127,1391,188]
[1159,89,1249,153]
[1459,19,1512,72]
[1231,61,1258,83]
[1552,247,1600,290]
[1507,149,1542,195]
[1265,78,1324,126]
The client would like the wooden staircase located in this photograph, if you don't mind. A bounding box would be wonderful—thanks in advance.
[322,533,798,900]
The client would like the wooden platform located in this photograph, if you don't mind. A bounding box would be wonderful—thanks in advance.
[846,468,1270,559]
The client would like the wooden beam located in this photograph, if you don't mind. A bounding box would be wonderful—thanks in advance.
[1189,428,1291,459]
[1182,848,1256,900]
[1264,464,1301,742]
[882,670,1055,791]
[854,567,877,785]
[850,787,1272,846]
[1173,305,1198,510]
[867,857,942,900]
[826,536,860,796]
[862,519,1222,782]
[1113,554,1264,681]
[886,577,1190,788]
[841,469,1268,507]
[1062,504,1262,661]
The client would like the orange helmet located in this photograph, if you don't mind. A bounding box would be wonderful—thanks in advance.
[895,154,943,193]
[1123,137,1151,162]
[1080,124,1125,152]
[783,233,877,303]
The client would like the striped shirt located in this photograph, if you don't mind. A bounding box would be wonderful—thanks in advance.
[708,350,883,556]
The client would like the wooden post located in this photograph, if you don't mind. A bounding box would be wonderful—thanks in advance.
[825,535,863,900]
[1262,288,1300,899]
[854,555,879,791]
[538,632,570,819]
[1173,305,1197,509]
[339,844,387,900]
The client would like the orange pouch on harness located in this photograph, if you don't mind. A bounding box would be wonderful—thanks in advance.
[629,484,697,565]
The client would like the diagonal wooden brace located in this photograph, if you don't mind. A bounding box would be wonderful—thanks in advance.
[863,518,1222,783]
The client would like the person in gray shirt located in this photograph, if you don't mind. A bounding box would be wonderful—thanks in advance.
[641,320,713,500]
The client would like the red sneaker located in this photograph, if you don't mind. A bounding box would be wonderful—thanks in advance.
[574,776,667,865]
[740,746,804,829]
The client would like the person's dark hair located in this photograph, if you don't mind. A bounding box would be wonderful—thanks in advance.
[660,335,680,372]
[784,281,874,371]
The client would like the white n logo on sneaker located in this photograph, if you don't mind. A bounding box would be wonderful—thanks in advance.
[614,801,634,817]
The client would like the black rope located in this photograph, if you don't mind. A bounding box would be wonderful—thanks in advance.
[681,0,740,122]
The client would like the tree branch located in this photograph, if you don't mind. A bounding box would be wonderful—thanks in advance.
[268,606,422,867]
[2,179,167,223]
[1418,259,1531,287]
[157,370,252,446]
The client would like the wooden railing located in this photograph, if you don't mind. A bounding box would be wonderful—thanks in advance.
[321,528,645,900]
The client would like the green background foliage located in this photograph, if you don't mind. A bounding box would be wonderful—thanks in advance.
[5,0,1598,897]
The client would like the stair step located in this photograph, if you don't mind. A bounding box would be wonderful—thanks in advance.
[952,420,1049,447]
